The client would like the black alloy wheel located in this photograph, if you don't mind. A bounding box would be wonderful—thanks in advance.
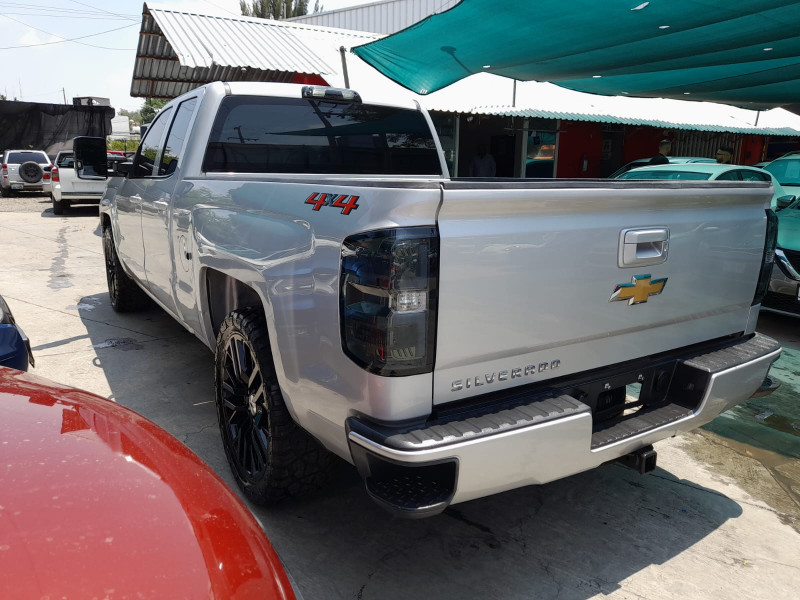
[219,331,270,481]
[214,308,330,504]
[102,226,148,312]
[103,227,120,303]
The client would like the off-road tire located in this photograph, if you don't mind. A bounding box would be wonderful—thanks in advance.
[102,226,149,312]
[215,308,331,504]
[52,197,68,215]
[18,161,43,183]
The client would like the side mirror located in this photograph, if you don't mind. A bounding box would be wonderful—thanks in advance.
[776,194,796,210]
[73,136,108,180]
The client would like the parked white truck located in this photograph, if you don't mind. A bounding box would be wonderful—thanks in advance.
[75,82,781,517]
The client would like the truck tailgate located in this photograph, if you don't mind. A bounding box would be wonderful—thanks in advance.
[434,180,772,404]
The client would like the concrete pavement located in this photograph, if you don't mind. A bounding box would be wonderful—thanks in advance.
[1,201,798,600]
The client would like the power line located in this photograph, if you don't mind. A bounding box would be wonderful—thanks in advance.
[0,12,133,20]
[0,1,137,19]
[0,19,137,50]
[68,0,140,21]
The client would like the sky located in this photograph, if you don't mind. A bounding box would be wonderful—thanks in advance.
[0,0,373,112]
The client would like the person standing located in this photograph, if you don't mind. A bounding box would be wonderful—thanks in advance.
[648,139,671,165]
[469,143,496,177]
[716,145,734,164]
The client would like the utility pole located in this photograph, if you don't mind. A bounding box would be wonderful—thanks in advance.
[62,88,67,104]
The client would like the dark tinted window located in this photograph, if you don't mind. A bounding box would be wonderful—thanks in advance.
[134,107,173,177]
[7,151,49,164]
[160,98,197,176]
[203,96,440,175]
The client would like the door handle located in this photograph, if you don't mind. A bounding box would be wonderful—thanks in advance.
[618,228,669,268]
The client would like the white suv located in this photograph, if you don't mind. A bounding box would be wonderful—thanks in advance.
[1,150,52,197]
[51,151,108,214]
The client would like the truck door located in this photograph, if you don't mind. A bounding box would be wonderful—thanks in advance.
[116,108,174,284]
[140,97,199,316]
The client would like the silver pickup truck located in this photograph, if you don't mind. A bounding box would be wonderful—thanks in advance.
[75,82,781,518]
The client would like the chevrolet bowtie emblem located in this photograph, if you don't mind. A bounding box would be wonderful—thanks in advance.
[610,274,668,305]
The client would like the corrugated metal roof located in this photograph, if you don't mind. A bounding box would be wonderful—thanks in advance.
[434,105,800,135]
[417,77,800,136]
[132,3,379,98]
[286,0,460,35]
[130,5,800,137]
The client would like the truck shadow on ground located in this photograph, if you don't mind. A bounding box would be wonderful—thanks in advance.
[73,292,744,600]
[259,459,743,600]
[41,205,99,219]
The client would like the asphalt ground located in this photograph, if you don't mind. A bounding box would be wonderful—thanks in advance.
[1,194,799,599]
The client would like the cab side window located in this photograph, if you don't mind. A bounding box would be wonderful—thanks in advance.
[159,98,197,176]
[134,107,174,178]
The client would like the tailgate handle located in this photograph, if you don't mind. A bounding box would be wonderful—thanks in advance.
[619,228,669,268]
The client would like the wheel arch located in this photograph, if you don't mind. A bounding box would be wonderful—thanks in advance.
[203,268,268,341]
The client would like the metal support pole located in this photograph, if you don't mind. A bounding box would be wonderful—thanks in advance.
[754,110,761,127]
[340,46,350,89]
[62,88,67,104]
[453,114,460,177]
[512,79,517,108]
[518,118,528,178]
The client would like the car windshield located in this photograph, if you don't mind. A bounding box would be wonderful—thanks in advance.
[7,151,49,164]
[618,170,711,180]
[764,160,800,186]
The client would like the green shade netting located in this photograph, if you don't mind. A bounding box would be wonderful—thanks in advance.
[351,0,800,109]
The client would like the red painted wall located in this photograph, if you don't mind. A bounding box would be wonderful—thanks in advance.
[739,136,765,165]
[621,127,665,163]
[556,121,604,178]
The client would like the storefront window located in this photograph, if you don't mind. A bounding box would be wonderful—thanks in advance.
[525,130,556,178]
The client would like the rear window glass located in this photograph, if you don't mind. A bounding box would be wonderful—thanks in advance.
[7,151,49,164]
[765,159,800,186]
[203,96,441,175]
[57,153,75,168]
[618,170,711,180]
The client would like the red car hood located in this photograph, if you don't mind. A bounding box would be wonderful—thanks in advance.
[0,367,294,600]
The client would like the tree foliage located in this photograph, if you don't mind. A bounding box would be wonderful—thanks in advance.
[239,0,309,19]
[140,98,169,124]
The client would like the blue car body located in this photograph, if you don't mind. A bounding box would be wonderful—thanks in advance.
[0,295,33,371]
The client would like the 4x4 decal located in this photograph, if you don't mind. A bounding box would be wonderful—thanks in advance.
[305,192,360,215]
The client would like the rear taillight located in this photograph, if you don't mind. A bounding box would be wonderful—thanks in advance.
[51,167,59,182]
[753,208,778,305]
[340,226,439,376]
[1,164,6,178]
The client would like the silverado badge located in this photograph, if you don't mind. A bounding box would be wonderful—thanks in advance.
[610,274,667,305]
